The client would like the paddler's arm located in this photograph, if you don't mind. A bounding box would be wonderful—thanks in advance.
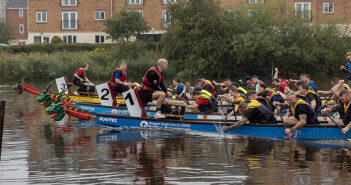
[274,68,279,79]
[185,103,199,109]
[222,117,248,131]
[285,114,307,134]
[317,90,332,96]
[321,107,333,115]
[113,71,128,86]
[310,99,316,110]
[276,91,287,100]
[74,73,84,82]
[342,121,351,134]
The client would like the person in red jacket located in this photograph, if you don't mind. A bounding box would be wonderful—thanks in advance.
[110,61,131,94]
[73,63,94,95]
[138,59,171,118]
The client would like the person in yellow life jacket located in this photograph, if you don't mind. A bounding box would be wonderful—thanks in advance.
[258,83,284,113]
[186,85,217,113]
[73,63,94,95]
[222,91,276,131]
[280,92,319,135]
[298,83,322,113]
[321,90,351,135]
[197,75,217,97]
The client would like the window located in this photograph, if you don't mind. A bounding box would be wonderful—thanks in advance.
[127,0,143,5]
[162,9,171,28]
[19,9,23,17]
[248,0,264,4]
[61,0,77,6]
[162,0,177,4]
[94,11,105,21]
[323,2,334,13]
[63,35,77,43]
[95,35,105,43]
[36,12,47,23]
[295,2,311,20]
[127,10,143,17]
[19,24,24,33]
[62,12,77,30]
[33,36,50,43]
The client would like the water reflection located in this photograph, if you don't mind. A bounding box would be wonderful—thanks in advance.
[1,81,351,184]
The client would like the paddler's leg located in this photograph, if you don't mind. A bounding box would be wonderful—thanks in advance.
[152,91,166,118]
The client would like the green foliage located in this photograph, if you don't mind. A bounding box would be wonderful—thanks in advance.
[162,1,351,81]
[0,20,13,44]
[104,10,150,42]
[51,36,64,44]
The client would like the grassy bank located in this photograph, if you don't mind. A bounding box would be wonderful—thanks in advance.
[0,41,177,83]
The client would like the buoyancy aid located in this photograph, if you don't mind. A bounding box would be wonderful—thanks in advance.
[110,68,127,87]
[199,89,218,112]
[344,84,351,90]
[343,101,351,116]
[176,83,185,94]
[304,89,322,112]
[141,67,163,91]
[290,99,318,124]
[202,80,217,96]
[73,68,86,81]
[246,100,274,124]
[238,87,247,94]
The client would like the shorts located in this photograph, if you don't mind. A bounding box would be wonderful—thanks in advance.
[138,89,154,104]
[112,85,130,94]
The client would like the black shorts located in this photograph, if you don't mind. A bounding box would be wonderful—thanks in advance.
[138,89,153,103]
[112,86,130,94]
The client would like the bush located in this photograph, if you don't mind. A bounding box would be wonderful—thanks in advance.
[51,36,64,44]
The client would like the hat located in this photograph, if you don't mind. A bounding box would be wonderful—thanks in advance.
[346,52,351,56]
[192,85,202,94]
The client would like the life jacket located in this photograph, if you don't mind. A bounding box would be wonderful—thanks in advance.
[141,67,163,91]
[201,80,217,96]
[176,83,185,94]
[246,100,274,124]
[110,68,127,87]
[238,87,247,94]
[343,101,351,116]
[134,82,141,87]
[265,88,277,102]
[73,68,86,81]
[290,99,318,124]
[199,89,218,112]
[344,84,351,90]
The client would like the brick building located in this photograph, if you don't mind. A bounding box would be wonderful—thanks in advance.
[6,0,28,44]
[0,0,5,21]
[6,0,350,44]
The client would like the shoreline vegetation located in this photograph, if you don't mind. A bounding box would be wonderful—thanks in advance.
[1,1,351,88]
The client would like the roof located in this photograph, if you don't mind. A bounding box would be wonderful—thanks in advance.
[7,0,27,9]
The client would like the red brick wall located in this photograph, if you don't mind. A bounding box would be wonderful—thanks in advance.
[6,9,28,40]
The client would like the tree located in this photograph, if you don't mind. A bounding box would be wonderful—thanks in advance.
[0,20,13,44]
[51,36,64,44]
[104,10,149,42]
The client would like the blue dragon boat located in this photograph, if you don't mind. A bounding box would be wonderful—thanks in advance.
[96,113,350,140]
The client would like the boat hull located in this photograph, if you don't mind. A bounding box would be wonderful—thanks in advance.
[96,114,350,140]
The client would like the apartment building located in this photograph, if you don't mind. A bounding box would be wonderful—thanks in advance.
[11,0,351,44]
[0,0,5,21]
[6,0,28,44]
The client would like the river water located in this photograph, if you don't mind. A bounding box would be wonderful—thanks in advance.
[1,81,351,184]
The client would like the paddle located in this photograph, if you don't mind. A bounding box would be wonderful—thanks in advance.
[326,115,351,140]
[277,107,292,140]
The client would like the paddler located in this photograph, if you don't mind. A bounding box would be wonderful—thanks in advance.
[73,63,94,95]
[278,92,319,136]
[197,75,217,97]
[318,77,349,104]
[297,82,322,113]
[222,91,277,131]
[273,68,291,92]
[172,78,190,100]
[290,74,317,92]
[340,51,351,87]
[138,59,171,118]
[258,83,284,114]
[110,61,132,94]
[186,85,217,113]
[321,90,351,134]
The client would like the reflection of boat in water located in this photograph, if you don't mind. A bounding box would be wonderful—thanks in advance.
[96,129,186,143]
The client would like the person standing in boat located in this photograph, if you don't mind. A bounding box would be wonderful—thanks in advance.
[340,52,351,87]
[186,85,217,113]
[73,63,94,95]
[138,59,171,118]
[321,90,351,134]
[278,92,319,135]
[110,61,132,94]
[222,91,276,131]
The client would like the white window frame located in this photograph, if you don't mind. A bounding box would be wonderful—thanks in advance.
[19,24,24,33]
[95,35,105,43]
[127,10,143,17]
[62,12,78,30]
[162,0,178,4]
[62,35,77,43]
[94,11,105,21]
[295,2,311,20]
[19,9,23,17]
[33,36,50,43]
[248,0,264,4]
[323,2,334,14]
[36,12,47,23]
[127,0,143,5]
[61,0,77,6]
[162,9,171,28]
